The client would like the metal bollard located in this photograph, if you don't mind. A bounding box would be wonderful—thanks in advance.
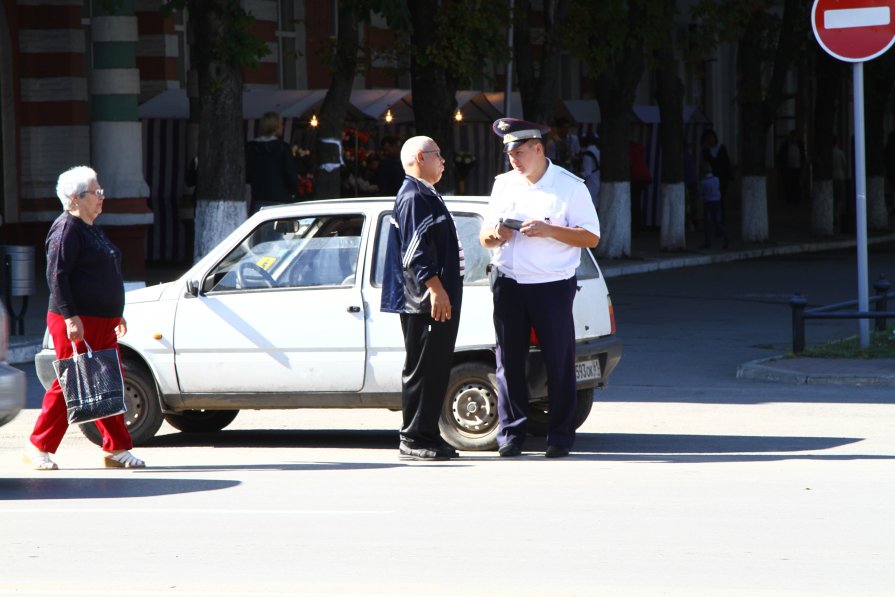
[873,276,890,332]
[790,293,808,354]
[1,245,35,335]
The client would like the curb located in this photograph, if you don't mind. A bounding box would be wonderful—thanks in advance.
[737,355,895,387]
[601,232,895,278]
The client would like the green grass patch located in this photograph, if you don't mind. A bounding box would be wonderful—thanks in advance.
[801,327,895,359]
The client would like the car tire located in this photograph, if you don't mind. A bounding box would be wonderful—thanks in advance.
[164,410,239,433]
[439,362,500,451]
[527,389,595,437]
[78,357,164,447]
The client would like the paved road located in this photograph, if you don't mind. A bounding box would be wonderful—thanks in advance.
[2,249,894,596]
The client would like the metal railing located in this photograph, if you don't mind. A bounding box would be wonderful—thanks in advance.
[790,276,895,354]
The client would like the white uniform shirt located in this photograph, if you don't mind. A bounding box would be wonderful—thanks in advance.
[485,160,600,284]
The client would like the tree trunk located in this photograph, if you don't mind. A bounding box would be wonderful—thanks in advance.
[737,18,769,243]
[597,182,631,258]
[737,0,802,243]
[514,0,568,124]
[655,27,685,250]
[189,0,246,262]
[810,49,839,237]
[592,6,644,259]
[864,56,894,231]
[408,0,456,193]
[314,1,360,199]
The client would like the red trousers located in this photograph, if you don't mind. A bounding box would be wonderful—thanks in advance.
[30,312,133,453]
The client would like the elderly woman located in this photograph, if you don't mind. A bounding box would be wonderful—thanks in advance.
[23,166,145,470]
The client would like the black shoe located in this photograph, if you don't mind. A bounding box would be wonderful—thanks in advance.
[399,442,446,461]
[498,442,523,457]
[545,445,570,458]
[435,442,459,458]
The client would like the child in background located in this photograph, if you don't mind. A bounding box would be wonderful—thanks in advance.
[699,161,730,250]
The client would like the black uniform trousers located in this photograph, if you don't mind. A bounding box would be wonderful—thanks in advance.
[399,312,460,447]
[493,274,578,449]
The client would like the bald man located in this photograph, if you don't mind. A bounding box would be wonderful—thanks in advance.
[380,136,464,461]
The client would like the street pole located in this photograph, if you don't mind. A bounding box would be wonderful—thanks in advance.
[853,62,870,347]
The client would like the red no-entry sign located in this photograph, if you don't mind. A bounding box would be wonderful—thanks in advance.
[812,0,895,62]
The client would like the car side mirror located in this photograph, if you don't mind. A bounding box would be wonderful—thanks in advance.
[185,279,200,297]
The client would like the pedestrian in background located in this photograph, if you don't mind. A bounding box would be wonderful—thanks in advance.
[699,161,730,250]
[23,166,145,470]
[373,135,405,196]
[380,136,463,461]
[480,118,600,459]
[246,111,298,214]
[777,129,803,205]
[701,129,734,222]
[579,133,601,212]
[832,135,849,234]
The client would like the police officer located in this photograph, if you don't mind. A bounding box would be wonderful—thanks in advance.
[479,118,600,458]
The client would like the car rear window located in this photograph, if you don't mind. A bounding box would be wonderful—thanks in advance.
[372,212,489,286]
[371,211,600,285]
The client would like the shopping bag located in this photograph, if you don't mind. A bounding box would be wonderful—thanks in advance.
[53,340,126,425]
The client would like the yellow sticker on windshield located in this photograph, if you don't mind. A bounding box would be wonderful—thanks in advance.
[256,256,276,270]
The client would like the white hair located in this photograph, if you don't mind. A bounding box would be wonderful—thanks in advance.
[400,136,435,170]
[56,166,97,210]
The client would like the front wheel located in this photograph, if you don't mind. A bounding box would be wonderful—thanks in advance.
[439,362,500,451]
[79,357,165,447]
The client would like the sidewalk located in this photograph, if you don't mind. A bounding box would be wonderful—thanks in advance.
[8,208,895,387]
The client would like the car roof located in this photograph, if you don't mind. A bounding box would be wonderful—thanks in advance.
[259,196,491,212]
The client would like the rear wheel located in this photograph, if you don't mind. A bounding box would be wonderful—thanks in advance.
[79,357,164,447]
[164,410,239,433]
[439,362,500,451]
[527,389,595,437]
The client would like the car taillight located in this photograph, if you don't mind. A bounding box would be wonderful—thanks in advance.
[608,296,616,335]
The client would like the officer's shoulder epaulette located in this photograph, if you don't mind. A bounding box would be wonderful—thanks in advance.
[557,168,584,183]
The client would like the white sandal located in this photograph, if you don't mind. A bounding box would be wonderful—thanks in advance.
[103,450,146,469]
[22,444,58,471]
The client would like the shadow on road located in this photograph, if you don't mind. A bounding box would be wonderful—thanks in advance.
[145,428,397,449]
[0,477,241,500]
[559,432,895,463]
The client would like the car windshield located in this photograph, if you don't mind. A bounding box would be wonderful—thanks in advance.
[204,214,364,292]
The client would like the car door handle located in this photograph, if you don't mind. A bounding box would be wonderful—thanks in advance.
[347,306,361,313]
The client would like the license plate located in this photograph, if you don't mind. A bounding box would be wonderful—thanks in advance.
[575,359,601,383]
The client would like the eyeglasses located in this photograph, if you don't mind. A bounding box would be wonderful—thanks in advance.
[421,150,442,159]
[79,188,104,198]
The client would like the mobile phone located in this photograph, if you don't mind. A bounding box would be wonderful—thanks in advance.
[500,218,524,231]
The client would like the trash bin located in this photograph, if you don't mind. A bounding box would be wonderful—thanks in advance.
[1,245,35,335]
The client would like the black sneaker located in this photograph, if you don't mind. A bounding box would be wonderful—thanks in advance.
[435,442,459,458]
[545,445,570,459]
[498,442,523,457]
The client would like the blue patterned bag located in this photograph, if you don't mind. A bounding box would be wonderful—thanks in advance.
[53,341,126,425]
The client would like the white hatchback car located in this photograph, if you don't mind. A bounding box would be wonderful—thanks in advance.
[35,197,621,450]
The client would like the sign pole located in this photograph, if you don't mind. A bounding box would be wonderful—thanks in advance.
[812,0,895,348]
[853,62,871,347]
